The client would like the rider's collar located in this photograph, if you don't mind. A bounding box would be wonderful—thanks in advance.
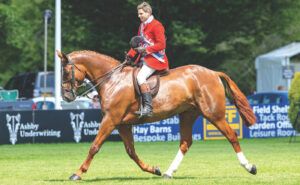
[143,15,154,25]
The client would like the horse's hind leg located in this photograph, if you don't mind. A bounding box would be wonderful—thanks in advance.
[213,118,257,175]
[118,125,161,176]
[163,110,198,178]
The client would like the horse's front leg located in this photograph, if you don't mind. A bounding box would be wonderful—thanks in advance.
[69,114,117,180]
[118,124,161,176]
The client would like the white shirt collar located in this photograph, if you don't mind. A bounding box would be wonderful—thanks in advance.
[144,15,154,25]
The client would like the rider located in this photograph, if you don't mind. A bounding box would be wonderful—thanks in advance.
[126,1,169,117]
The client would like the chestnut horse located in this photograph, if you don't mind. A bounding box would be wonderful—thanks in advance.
[57,50,257,180]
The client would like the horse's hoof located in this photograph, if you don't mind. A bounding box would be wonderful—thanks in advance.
[249,165,257,175]
[69,174,82,181]
[162,173,172,179]
[154,167,161,176]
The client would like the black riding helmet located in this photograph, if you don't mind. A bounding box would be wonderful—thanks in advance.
[129,36,144,49]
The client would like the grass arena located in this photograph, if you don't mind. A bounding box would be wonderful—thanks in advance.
[0,138,299,185]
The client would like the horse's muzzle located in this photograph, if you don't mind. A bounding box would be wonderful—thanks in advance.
[62,89,76,102]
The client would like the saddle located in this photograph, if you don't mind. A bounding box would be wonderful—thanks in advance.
[132,67,169,97]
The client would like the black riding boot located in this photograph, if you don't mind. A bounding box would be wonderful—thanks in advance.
[137,83,153,117]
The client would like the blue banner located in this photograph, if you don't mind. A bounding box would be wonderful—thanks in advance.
[133,116,203,142]
[243,104,295,138]
[133,104,296,141]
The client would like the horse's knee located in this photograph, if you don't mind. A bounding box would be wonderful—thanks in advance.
[89,144,99,157]
[180,140,192,154]
[227,132,239,144]
[229,138,238,145]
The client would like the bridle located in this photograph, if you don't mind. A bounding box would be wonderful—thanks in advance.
[62,60,85,98]
[62,55,127,98]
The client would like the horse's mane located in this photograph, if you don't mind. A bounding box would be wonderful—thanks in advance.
[69,50,120,64]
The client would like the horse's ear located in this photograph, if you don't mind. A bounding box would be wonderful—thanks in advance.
[56,50,68,65]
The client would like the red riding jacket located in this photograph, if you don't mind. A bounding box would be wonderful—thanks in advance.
[127,17,169,70]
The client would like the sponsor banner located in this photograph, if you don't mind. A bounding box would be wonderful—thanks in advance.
[0,109,120,145]
[63,110,120,142]
[203,106,243,140]
[133,115,203,142]
[1,104,297,145]
[2,111,34,144]
[34,110,114,143]
[244,104,295,138]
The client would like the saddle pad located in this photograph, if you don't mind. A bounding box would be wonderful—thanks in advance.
[132,68,160,97]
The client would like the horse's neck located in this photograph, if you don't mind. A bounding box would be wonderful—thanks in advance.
[77,53,120,81]
[96,67,132,106]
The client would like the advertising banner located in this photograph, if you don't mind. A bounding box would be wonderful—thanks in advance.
[203,105,243,140]
[0,109,121,145]
[132,116,203,142]
[0,104,297,145]
[1,111,33,144]
[243,104,295,138]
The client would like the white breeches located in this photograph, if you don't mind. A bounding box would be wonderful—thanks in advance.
[137,64,156,85]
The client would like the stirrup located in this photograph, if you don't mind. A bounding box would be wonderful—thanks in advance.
[135,105,152,118]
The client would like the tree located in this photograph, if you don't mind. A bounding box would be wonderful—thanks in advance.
[0,0,54,85]
[1,0,300,95]
[288,72,300,132]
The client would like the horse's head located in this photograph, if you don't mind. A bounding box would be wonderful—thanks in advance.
[57,50,86,102]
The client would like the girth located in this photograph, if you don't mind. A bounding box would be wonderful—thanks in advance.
[132,67,169,97]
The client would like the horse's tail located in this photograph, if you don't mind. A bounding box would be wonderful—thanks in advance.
[217,72,256,127]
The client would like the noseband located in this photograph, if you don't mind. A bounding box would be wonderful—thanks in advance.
[62,55,127,98]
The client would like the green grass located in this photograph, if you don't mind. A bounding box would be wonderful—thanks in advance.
[0,138,300,185]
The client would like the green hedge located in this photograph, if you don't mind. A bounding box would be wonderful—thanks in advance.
[288,72,300,132]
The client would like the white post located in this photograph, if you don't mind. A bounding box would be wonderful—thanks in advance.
[43,10,51,110]
[55,0,61,109]
[44,13,48,90]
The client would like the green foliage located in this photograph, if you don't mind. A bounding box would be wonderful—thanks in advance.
[1,0,300,95]
[0,0,55,85]
[171,21,204,48]
[288,72,300,132]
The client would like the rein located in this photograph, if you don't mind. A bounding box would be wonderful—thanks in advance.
[62,57,127,98]
[78,61,127,97]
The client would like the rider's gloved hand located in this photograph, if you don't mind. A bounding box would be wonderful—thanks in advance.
[124,53,134,66]
[134,46,147,56]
